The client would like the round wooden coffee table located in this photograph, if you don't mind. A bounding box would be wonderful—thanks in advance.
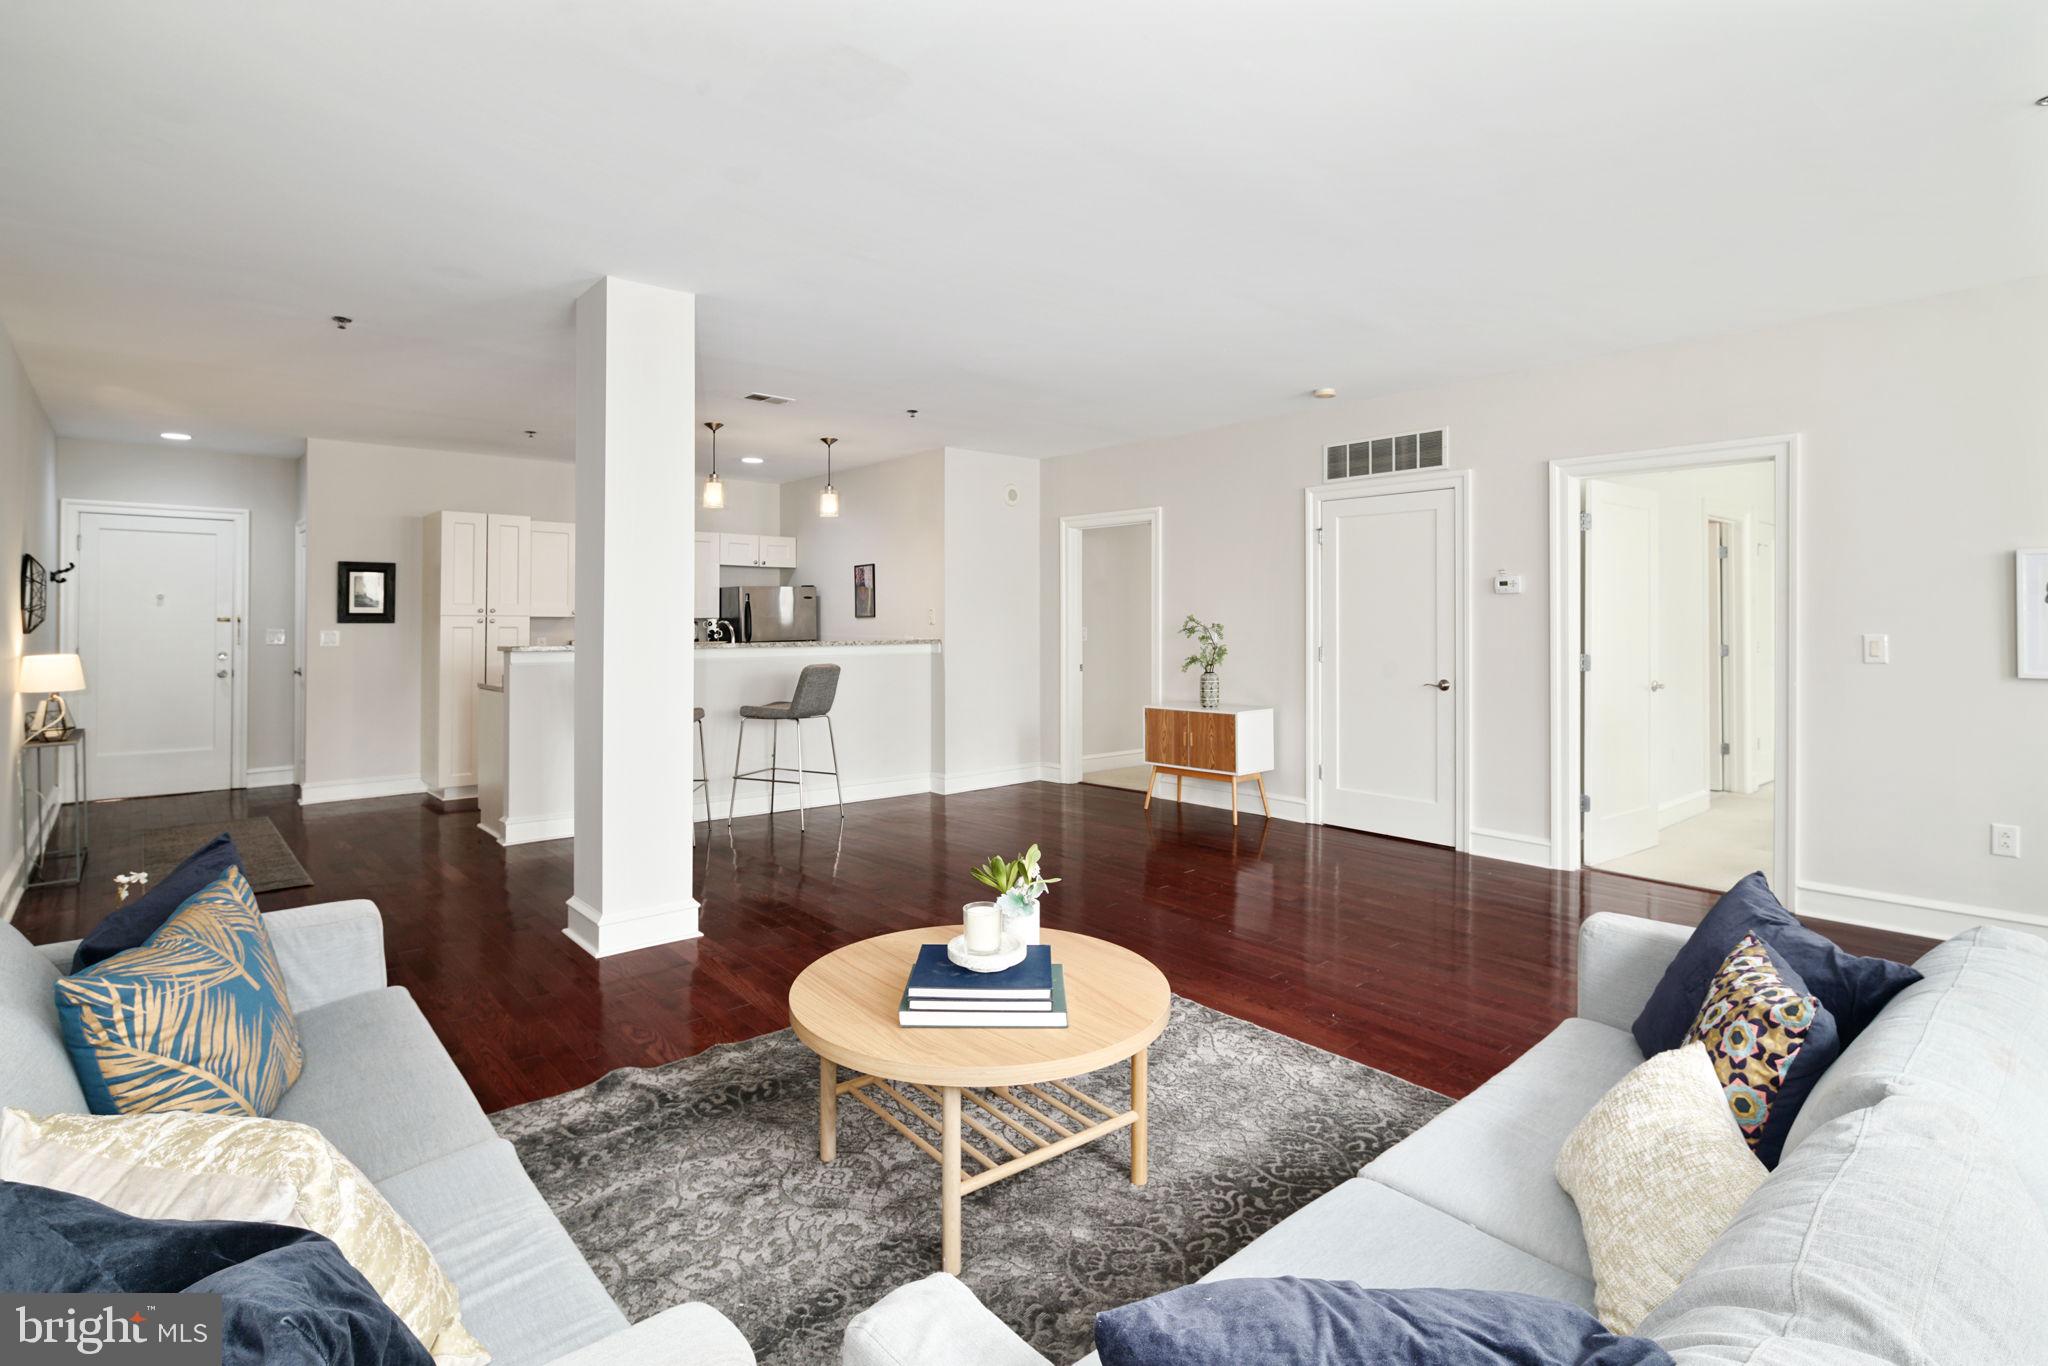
[788,926,1171,1273]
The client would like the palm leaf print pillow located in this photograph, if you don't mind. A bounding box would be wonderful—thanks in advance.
[55,866,304,1116]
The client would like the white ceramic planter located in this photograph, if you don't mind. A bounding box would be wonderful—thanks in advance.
[1000,901,1041,946]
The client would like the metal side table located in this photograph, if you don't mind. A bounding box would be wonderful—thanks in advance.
[20,727,87,889]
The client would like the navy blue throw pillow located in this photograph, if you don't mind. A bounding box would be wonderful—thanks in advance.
[0,1180,432,1366]
[1630,871,1920,1057]
[1095,1280,1674,1366]
[71,833,241,972]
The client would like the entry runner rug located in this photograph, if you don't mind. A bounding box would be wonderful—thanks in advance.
[141,817,312,893]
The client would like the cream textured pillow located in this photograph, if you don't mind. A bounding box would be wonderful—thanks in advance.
[1555,1044,1766,1333]
[2,1109,488,1365]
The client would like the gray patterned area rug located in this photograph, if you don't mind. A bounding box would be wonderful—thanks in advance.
[491,998,1449,1366]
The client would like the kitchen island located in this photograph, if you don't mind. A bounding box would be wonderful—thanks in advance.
[476,640,941,844]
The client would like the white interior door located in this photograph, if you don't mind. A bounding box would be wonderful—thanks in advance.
[1707,520,1728,793]
[1317,487,1457,844]
[1583,480,1660,863]
[1750,521,1776,789]
[293,521,307,785]
[74,510,239,798]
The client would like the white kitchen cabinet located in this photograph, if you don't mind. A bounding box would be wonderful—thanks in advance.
[483,617,530,688]
[529,520,575,617]
[486,513,532,615]
[718,533,760,567]
[759,535,797,569]
[693,533,720,619]
[427,614,489,795]
[430,511,488,615]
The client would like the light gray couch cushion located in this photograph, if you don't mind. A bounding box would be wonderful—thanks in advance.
[0,925,88,1117]
[1643,1093,2048,1363]
[1781,927,2048,1195]
[270,986,497,1181]
[378,1137,629,1366]
[1361,1017,1642,1280]
[1201,1178,1595,1308]
[844,1274,1052,1366]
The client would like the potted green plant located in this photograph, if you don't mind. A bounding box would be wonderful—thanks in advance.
[1180,614,1228,709]
[967,844,1060,946]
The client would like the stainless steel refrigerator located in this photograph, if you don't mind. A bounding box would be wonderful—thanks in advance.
[718,585,819,642]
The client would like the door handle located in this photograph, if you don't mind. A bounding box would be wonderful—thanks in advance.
[1425,679,1451,691]
[1649,680,1665,692]
[215,669,229,679]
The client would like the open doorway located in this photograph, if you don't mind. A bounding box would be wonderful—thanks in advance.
[1553,440,1792,896]
[1058,509,1163,789]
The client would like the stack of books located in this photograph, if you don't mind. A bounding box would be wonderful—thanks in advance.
[898,943,1068,1027]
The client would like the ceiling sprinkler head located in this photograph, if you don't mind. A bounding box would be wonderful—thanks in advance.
[331,315,353,330]
[524,430,536,439]
[907,408,918,419]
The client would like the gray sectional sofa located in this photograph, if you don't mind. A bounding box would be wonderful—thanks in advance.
[1,900,754,1366]
[845,911,2048,1365]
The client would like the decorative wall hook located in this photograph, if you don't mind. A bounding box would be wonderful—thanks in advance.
[48,561,75,584]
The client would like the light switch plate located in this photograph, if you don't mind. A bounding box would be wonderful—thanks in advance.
[319,630,340,647]
[1493,573,1525,595]
[264,628,287,646]
[1861,633,1889,664]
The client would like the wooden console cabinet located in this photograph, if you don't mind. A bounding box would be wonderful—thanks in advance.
[1141,703,1275,824]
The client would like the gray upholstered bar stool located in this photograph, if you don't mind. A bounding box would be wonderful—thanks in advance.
[728,663,844,831]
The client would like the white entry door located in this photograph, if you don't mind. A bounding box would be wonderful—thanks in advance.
[1750,521,1776,788]
[1317,487,1457,844]
[72,509,241,798]
[1582,480,1660,864]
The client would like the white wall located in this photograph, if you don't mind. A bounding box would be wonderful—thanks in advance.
[1,318,58,917]
[1040,276,2048,937]
[56,439,302,782]
[302,437,574,797]
[942,447,1042,787]
[781,449,945,642]
[696,475,779,537]
[1081,522,1151,761]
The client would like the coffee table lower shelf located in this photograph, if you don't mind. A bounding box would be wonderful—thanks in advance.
[818,1051,1149,1274]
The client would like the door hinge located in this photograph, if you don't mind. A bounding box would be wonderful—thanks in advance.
[1578,511,1592,532]
[1721,741,1731,756]
[1317,762,1323,780]
[1720,643,1731,658]
[1578,653,1592,672]
[1316,644,1324,664]
[1579,793,1592,814]
[1315,526,1324,546]
[1717,543,1730,559]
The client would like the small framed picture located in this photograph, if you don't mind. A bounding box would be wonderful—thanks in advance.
[337,561,397,624]
[853,563,876,619]
[2019,549,2048,679]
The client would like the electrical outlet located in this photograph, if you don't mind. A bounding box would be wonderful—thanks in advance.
[264,628,287,646]
[319,630,340,647]
[1991,824,2021,859]
[1861,634,1889,664]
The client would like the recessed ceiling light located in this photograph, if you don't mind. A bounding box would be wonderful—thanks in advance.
[740,456,764,465]
[160,431,192,441]
[1311,388,1337,399]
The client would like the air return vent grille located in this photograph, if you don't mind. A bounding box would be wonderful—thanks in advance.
[1324,429,1445,481]
[743,392,794,405]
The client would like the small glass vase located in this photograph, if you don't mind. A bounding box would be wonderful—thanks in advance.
[1199,669,1221,709]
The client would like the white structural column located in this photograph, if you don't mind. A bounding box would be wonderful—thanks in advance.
[566,276,698,956]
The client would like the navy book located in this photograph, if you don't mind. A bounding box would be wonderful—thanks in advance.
[906,943,1053,999]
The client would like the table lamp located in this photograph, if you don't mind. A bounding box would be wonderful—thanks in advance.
[18,652,86,739]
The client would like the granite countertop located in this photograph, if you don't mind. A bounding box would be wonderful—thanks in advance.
[694,637,941,650]
[500,644,575,653]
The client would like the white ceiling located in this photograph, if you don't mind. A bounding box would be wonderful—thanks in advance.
[0,2,2042,480]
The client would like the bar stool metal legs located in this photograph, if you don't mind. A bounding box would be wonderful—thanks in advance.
[692,710,710,831]
[726,715,846,832]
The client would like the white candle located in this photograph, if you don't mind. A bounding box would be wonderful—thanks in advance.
[963,902,1001,955]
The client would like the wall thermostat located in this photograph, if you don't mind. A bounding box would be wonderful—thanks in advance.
[1493,572,1525,595]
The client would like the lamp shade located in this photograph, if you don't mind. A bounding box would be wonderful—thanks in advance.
[18,652,86,694]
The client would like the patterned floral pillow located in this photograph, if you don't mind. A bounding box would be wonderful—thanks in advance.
[1686,932,1841,1166]
[55,866,304,1117]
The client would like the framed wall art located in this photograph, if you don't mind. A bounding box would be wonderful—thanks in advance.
[2020,549,2048,680]
[337,561,397,624]
[853,563,876,619]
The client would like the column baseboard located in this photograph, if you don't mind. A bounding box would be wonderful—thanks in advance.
[564,894,701,958]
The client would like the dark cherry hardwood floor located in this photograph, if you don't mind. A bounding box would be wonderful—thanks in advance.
[13,783,1932,1111]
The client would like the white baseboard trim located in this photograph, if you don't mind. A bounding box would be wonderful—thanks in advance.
[493,813,576,846]
[934,764,1056,796]
[299,774,426,806]
[1794,880,2048,943]
[1140,774,1306,824]
[1468,826,1555,868]
[563,894,701,957]
[2,786,63,924]
[1081,749,1143,773]
[243,766,296,790]
[1656,790,1712,828]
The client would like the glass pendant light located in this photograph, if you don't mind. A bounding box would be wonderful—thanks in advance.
[818,436,840,518]
[702,421,726,509]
